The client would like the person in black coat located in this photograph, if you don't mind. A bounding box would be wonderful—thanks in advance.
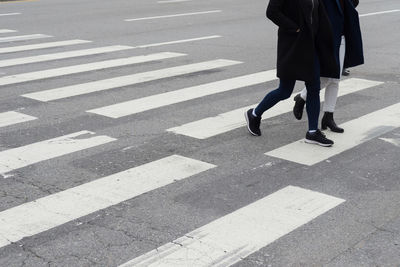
[292,0,364,133]
[245,0,339,147]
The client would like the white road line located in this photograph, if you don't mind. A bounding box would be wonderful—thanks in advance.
[0,45,133,68]
[158,0,192,3]
[1,52,185,87]
[87,70,276,119]
[168,78,383,139]
[0,111,37,128]
[0,29,16,34]
[24,59,241,103]
[379,138,400,147]
[0,155,215,248]
[133,35,221,48]
[0,131,116,174]
[0,36,218,55]
[265,102,400,166]
[360,10,400,17]
[120,186,344,267]
[0,34,51,43]
[125,10,221,21]
[0,40,92,54]
[0,13,21,17]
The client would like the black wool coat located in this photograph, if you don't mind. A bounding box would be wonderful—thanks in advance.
[323,0,364,70]
[267,0,340,82]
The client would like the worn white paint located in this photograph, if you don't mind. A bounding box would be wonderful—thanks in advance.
[87,70,275,118]
[133,35,221,48]
[25,59,240,102]
[0,29,16,34]
[120,186,344,267]
[0,34,51,43]
[0,40,91,54]
[360,10,400,17]
[0,155,215,248]
[0,45,133,67]
[0,131,116,174]
[266,102,400,165]
[0,13,21,17]
[1,52,185,87]
[125,10,221,21]
[0,111,37,128]
[168,78,383,139]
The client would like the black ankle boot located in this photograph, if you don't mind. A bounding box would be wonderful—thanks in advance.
[293,94,305,120]
[321,112,344,133]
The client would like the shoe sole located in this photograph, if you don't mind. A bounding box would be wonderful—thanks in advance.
[305,139,333,147]
[322,125,344,133]
[244,111,260,136]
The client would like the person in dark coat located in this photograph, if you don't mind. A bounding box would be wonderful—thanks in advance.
[292,0,364,133]
[245,0,339,147]
[343,0,360,76]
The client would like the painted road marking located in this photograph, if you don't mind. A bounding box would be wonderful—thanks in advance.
[0,111,37,128]
[1,52,185,86]
[0,34,51,43]
[24,59,241,102]
[168,78,383,139]
[0,40,92,54]
[0,29,17,34]
[120,186,344,267]
[0,155,215,248]
[87,70,276,118]
[360,10,400,17]
[265,102,400,166]
[0,45,134,67]
[0,13,21,17]
[125,10,221,21]
[0,131,116,174]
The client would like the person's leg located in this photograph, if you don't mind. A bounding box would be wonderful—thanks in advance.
[245,79,295,136]
[254,79,296,116]
[293,77,329,120]
[305,79,320,131]
[304,52,334,146]
[324,36,345,112]
[322,36,346,133]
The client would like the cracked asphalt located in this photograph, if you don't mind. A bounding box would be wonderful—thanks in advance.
[0,0,400,266]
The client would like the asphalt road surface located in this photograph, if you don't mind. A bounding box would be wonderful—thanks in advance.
[0,0,399,266]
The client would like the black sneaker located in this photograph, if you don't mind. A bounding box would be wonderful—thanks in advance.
[293,94,306,120]
[342,68,350,76]
[305,130,334,147]
[245,109,261,136]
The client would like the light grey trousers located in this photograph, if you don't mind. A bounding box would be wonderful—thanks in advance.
[300,36,346,112]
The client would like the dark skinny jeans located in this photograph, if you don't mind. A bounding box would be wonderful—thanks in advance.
[254,54,321,131]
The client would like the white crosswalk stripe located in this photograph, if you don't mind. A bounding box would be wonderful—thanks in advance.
[167,78,384,139]
[86,70,275,118]
[0,131,116,174]
[0,29,17,34]
[0,34,52,43]
[120,186,344,267]
[0,52,185,86]
[0,13,21,17]
[0,45,133,67]
[1,27,397,266]
[0,39,92,54]
[23,59,241,102]
[265,102,400,166]
[0,111,37,128]
[0,155,215,248]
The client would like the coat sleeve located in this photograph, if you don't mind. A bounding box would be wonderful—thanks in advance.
[266,0,299,31]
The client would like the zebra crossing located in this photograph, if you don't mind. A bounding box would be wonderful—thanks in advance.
[0,26,398,266]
